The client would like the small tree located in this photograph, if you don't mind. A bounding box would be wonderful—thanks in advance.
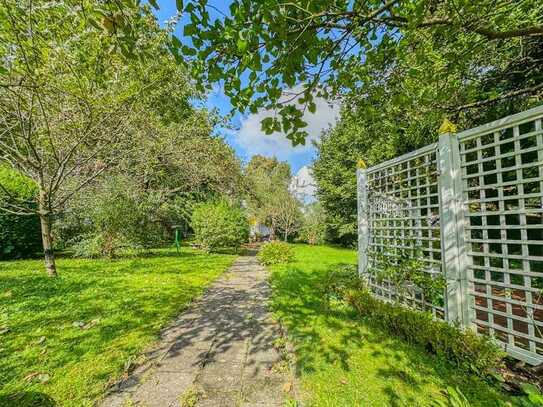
[244,155,292,239]
[298,203,326,245]
[191,200,249,252]
[0,3,148,275]
[271,190,302,242]
[63,176,164,258]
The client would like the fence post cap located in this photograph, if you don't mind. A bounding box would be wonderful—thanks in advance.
[438,118,457,135]
[357,159,367,169]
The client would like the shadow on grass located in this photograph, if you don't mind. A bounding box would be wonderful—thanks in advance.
[0,248,235,405]
[100,256,284,406]
[270,263,510,406]
[0,391,56,407]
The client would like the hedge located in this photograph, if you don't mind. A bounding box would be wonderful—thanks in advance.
[325,265,505,376]
[0,166,42,260]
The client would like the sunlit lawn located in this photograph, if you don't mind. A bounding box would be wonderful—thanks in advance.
[269,244,514,406]
[0,248,236,407]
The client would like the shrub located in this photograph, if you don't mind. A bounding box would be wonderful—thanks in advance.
[322,265,504,376]
[0,166,42,260]
[71,234,136,259]
[191,200,249,252]
[322,264,364,301]
[258,241,295,265]
[61,176,166,258]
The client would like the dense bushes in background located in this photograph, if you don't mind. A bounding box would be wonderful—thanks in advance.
[323,265,504,376]
[258,241,295,265]
[0,213,42,260]
[191,200,248,252]
[59,176,167,258]
[0,167,41,260]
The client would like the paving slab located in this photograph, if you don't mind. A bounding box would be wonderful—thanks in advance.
[99,255,291,407]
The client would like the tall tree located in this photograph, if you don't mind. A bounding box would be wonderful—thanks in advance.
[312,24,543,247]
[59,117,245,257]
[312,113,372,246]
[298,202,327,245]
[0,2,194,275]
[271,189,302,241]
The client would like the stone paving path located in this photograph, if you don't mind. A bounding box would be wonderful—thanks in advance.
[99,255,291,407]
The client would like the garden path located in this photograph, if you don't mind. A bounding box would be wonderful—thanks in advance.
[99,254,291,407]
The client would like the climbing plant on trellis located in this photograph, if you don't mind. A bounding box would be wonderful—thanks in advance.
[358,105,543,364]
[363,144,445,318]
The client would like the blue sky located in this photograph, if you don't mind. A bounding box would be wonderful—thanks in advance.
[154,1,339,173]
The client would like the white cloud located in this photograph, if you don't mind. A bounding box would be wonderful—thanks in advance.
[234,89,340,162]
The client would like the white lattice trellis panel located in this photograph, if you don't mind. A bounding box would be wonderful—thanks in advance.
[457,109,543,364]
[366,144,445,318]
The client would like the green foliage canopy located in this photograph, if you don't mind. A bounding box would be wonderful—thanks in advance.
[0,2,244,269]
[312,111,376,246]
[244,155,303,241]
[0,1,185,274]
[179,0,543,144]
[64,176,166,258]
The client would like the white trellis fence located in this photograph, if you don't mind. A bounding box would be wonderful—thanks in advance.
[357,105,543,364]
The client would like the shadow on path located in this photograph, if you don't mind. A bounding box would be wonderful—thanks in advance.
[100,256,289,407]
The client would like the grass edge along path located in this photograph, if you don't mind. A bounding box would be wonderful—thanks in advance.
[268,244,515,406]
[0,247,236,407]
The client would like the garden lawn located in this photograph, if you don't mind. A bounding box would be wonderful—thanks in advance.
[269,244,513,406]
[0,248,236,407]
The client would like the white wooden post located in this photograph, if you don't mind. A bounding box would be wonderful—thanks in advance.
[438,132,471,327]
[357,167,369,277]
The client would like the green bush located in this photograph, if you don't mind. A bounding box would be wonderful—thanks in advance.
[61,176,167,258]
[0,166,42,260]
[322,264,364,302]
[322,265,504,376]
[191,200,249,252]
[257,241,295,265]
[71,234,135,259]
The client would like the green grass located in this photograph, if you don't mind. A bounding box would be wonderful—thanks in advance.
[0,248,236,407]
[269,244,514,406]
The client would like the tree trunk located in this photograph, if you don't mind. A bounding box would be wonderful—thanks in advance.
[284,229,288,242]
[269,222,275,241]
[38,192,57,277]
